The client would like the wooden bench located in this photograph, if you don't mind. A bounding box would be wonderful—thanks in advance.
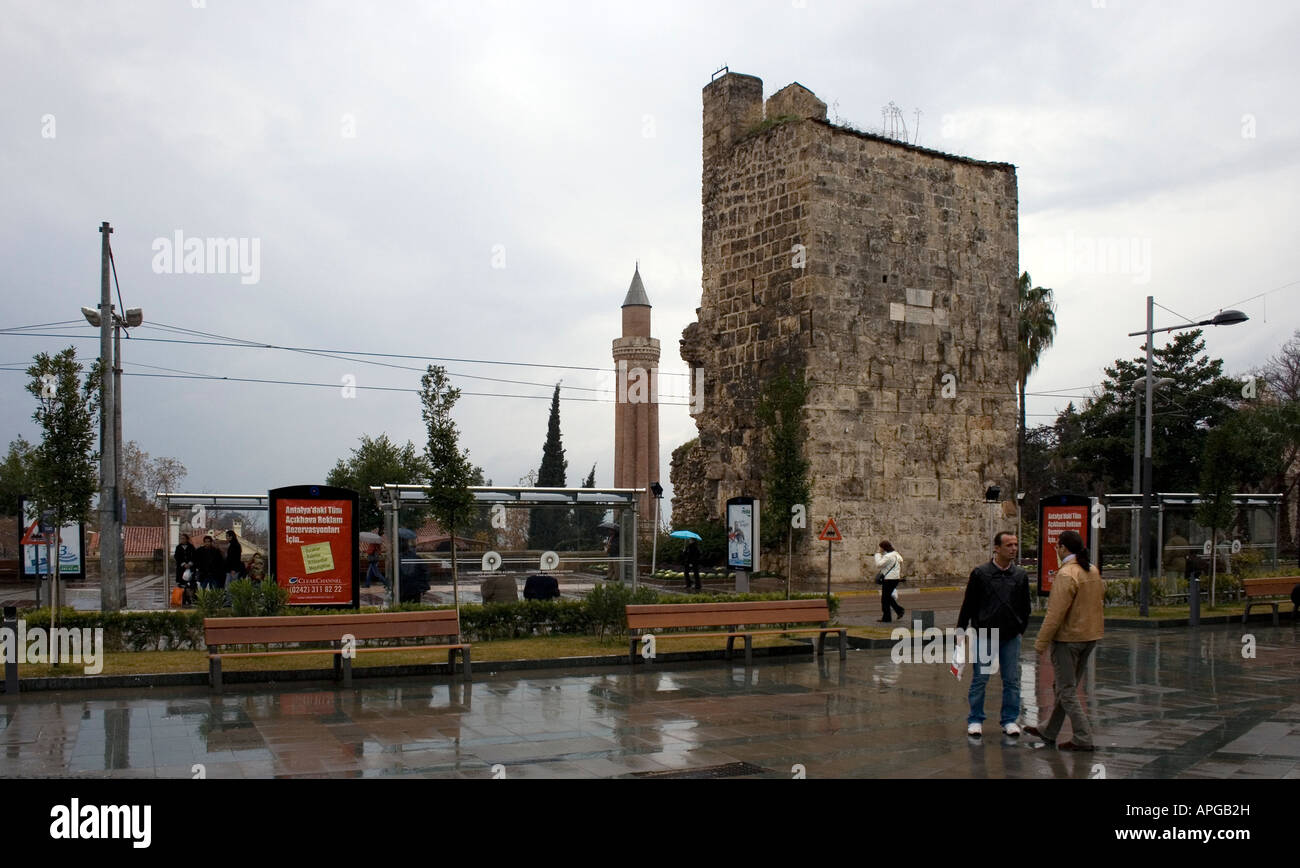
[204,610,471,691]
[1241,577,1300,626]
[626,599,846,666]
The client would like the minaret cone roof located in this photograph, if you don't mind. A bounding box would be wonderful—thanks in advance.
[622,264,651,308]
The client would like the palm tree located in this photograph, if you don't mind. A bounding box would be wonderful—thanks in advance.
[1017,271,1057,494]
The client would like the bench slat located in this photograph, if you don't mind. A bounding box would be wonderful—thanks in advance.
[205,611,460,645]
[212,643,470,660]
[206,624,458,644]
[628,605,829,630]
[627,599,827,615]
[1242,578,1298,597]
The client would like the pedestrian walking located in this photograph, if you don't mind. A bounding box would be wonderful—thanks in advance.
[957,531,1030,738]
[194,535,225,591]
[874,541,905,623]
[682,539,702,591]
[365,543,386,589]
[1025,530,1105,751]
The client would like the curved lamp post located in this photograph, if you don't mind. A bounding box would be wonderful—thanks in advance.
[1127,299,1247,617]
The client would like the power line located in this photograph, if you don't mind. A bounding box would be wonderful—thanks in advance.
[1152,301,1198,326]
[107,239,129,332]
[0,367,691,405]
[145,320,695,377]
[1196,278,1300,321]
[0,320,85,331]
[0,322,694,384]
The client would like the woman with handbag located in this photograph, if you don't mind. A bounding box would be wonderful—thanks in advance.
[874,540,905,623]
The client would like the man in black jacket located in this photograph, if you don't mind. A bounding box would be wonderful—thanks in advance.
[194,535,226,591]
[957,531,1030,738]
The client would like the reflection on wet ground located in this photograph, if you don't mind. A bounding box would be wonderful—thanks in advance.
[1,625,1296,779]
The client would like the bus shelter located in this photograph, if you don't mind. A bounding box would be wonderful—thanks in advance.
[369,485,644,611]
[156,492,270,588]
[1104,492,1281,580]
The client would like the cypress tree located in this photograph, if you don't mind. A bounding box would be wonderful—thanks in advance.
[529,385,570,549]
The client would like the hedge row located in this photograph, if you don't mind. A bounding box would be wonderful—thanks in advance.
[18,589,839,651]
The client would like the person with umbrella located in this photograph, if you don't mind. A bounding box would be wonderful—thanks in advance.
[397,528,429,604]
[360,531,387,590]
[671,530,704,591]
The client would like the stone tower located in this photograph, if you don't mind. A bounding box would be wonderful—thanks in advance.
[612,265,661,523]
[673,72,1020,583]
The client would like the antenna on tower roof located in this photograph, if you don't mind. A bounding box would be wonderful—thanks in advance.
[711,64,729,81]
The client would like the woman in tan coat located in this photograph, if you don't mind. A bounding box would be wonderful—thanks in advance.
[1026,529,1105,751]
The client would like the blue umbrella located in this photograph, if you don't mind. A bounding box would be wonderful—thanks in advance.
[669,530,702,541]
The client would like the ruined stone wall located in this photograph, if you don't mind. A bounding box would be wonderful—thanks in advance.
[674,73,1019,583]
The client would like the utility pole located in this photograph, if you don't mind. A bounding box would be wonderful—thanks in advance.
[1139,296,1154,617]
[114,319,125,586]
[98,221,123,611]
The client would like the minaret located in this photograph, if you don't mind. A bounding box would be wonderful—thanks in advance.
[612,264,661,524]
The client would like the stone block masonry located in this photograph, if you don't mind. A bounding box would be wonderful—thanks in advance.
[674,72,1019,583]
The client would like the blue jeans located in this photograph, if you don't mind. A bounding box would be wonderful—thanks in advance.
[967,631,1022,726]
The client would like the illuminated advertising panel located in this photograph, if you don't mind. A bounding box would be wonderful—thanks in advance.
[269,485,359,607]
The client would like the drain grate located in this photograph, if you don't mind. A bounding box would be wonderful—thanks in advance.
[628,761,770,779]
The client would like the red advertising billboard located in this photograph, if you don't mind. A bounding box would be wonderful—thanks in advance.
[269,485,359,607]
[1037,494,1091,597]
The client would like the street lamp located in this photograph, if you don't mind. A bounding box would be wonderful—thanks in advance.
[1129,377,1174,578]
[81,302,144,610]
[1127,298,1247,617]
[649,481,663,577]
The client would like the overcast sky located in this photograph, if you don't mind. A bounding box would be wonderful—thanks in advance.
[2,0,1298,522]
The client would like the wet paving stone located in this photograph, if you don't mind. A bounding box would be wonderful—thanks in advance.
[0,624,1297,778]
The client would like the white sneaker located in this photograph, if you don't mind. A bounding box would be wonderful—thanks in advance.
[1003,723,1022,736]
[967,722,982,737]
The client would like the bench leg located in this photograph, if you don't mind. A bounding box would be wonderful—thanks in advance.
[629,637,638,666]
[341,654,352,688]
[725,636,735,661]
[210,656,222,692]
[462,647,472,680]
[838,629,847,660]
[1273,604,1279,627]
[815,631,825,657]
[744,635,753,667]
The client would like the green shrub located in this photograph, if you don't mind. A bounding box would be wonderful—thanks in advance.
[195,588,228,618]
[254,576,289,616]
[586,582,661,640]
[13,588,845,653]
[227,578,258,617]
